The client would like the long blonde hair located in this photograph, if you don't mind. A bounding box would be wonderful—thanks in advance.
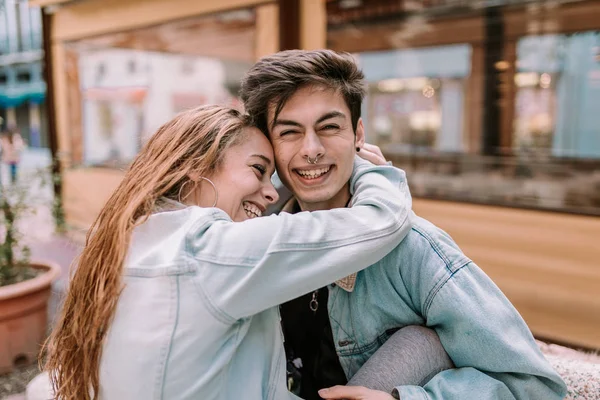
[43,105,250,399]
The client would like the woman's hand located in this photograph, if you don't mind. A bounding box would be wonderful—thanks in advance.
[357,143,388,166]
[319,385,397,400]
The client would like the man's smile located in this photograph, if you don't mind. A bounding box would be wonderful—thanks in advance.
[293,165,333,184]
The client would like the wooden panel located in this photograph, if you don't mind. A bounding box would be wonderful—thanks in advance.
[255,3,279,59]
[301,0,327,50]
[66,12,257,62]
[64,47,83,164]
[413,198,600,349]
[63,168,125,230]
[29,0,72,7]
[503,1,600,39]
[499,40,516,152]
[327,14,485,53]
[51,42,71,169]
[325,2,600,53]
[51,0,270,42]
[466,44,484,153]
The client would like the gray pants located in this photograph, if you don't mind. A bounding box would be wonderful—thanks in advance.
[348,326,454,392]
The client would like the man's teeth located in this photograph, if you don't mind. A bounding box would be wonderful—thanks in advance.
[297,166,331,179]
[243,202,262,219]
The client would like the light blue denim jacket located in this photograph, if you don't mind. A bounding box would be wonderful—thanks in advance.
[325,215,567,399]
[98,158,413,400]
[274,185,567,399]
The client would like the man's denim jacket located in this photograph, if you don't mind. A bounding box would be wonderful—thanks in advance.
[273,177,567,399]
[98,158,413,399]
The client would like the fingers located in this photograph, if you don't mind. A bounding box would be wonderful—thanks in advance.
[361,143,385,159]
[319,385,367,399]
[357,143,387,165]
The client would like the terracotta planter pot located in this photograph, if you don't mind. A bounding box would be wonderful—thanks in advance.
[0,261,61,374]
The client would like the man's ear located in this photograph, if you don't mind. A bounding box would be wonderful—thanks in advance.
[355,118,366,149]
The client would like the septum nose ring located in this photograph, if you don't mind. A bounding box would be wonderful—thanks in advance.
[306,155,320,164]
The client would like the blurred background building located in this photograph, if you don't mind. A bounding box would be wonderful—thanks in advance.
[30,0,599,350]
[0,0,48,147]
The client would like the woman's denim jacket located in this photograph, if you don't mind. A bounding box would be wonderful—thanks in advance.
[98,158,413,400]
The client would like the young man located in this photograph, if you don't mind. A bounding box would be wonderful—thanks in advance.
[240,50,566,400]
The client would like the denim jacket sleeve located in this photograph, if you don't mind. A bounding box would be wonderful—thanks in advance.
[393,262,567,400]
[188,157,413,320]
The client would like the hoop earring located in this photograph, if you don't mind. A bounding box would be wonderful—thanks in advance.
[178,180,197,205]
[178,178,218,208]
[198,177,219,208]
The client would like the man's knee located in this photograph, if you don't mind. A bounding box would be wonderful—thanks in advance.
[348,325,454,391]
[393,326,446,353]
[393,326,453,358]
[388,325,454,384]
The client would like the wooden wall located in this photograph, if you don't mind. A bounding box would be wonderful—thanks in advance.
[62,169,124,230]
[50,0,270,42]
[415,199,600,350]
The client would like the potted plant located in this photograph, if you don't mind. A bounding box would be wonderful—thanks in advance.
[0,166,62,374]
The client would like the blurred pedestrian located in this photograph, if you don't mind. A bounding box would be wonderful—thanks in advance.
[1,126,25,184]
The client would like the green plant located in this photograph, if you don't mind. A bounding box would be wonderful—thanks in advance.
[0,164,62,287]
[50,159,66,234]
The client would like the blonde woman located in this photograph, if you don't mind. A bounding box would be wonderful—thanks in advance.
[44,105,412,400]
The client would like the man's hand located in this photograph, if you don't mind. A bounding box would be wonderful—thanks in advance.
[357,143,388,166]
[318,385,396,400]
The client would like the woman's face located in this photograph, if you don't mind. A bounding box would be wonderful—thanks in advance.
[196,127,279,222]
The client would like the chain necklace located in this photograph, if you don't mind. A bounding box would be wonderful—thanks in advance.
[307,199,350,314]
[309,290,319,312]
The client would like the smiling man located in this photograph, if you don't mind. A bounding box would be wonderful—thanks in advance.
[270,86,360,212]
[240,50,566,400]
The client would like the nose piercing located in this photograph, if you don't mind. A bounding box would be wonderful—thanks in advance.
[305,155,321,164]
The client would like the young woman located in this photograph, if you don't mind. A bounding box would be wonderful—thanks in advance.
[44,105,413,400]
[0,127,25,184]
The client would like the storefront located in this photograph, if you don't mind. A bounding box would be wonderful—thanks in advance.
[33,0,317,227]
[327,0,600,215]
[324,0,600,350]
[35,0,600,349]
[515,31,600,158]
[356,44,471,153]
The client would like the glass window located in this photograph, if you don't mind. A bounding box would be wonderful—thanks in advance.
[515,32,600,159]
[64,8,256,168]
[357,45,471,154]
[327,0,600,215]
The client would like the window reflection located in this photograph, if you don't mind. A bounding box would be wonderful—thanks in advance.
[358,44,470,154]
[65,9,255,168]
[327,2,600,215]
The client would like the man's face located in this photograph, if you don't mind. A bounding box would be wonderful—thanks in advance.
[267,86,365,211]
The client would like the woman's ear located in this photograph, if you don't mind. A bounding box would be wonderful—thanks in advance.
[187,172,200,182]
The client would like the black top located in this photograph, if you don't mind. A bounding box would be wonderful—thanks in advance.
[280,287,348,400]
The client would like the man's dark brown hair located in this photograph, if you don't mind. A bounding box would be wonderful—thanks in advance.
[240,49,366,135]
